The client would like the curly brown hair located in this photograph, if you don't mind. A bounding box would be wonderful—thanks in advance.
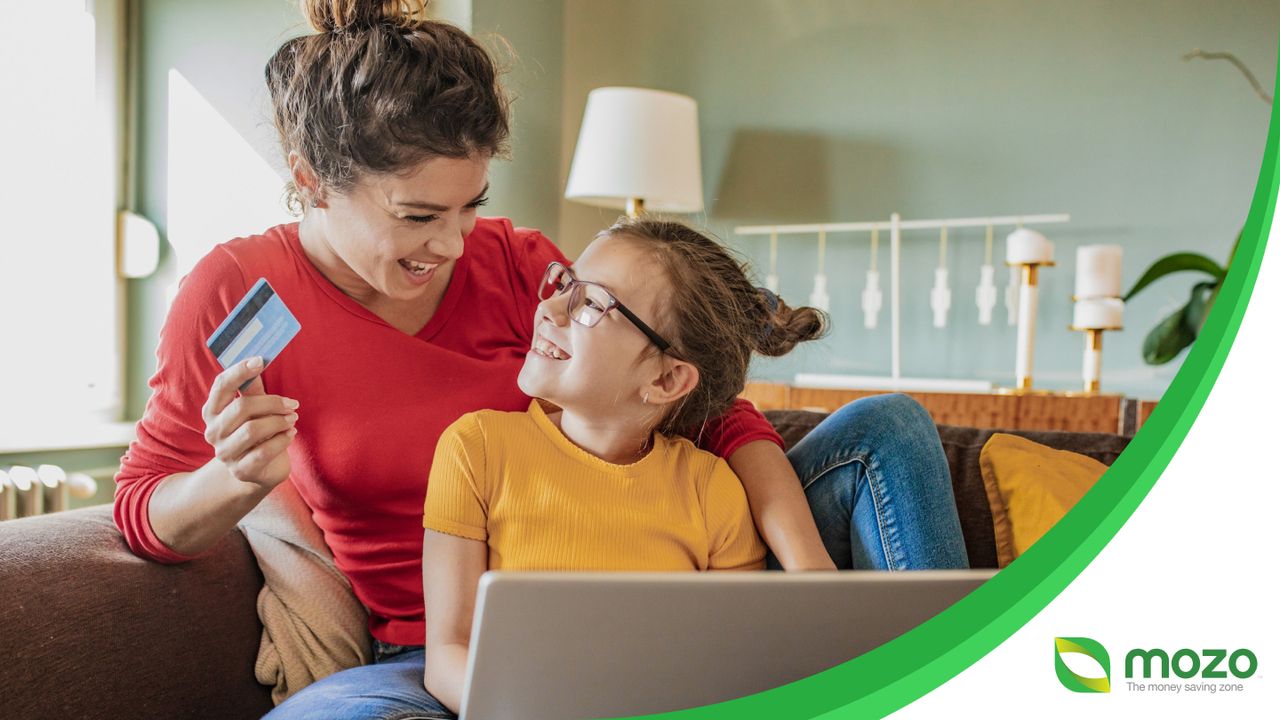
[265,0,510,212]
[601,216,828,437]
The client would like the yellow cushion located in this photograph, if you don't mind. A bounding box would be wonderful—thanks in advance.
[979,433,1107,567]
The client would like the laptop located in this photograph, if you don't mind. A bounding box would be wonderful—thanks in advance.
[458,569,996,720]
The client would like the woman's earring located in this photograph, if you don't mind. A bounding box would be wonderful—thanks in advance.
[310,197,320,208]
[643,392,650,404]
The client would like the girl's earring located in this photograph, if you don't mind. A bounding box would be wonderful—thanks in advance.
[310,197,320,208]
[643,392,650,404]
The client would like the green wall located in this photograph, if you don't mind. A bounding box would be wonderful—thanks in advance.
[473,0,566,239]
[557,0,1278,399]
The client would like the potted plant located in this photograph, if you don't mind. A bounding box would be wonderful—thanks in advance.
[1124,49,1270,364]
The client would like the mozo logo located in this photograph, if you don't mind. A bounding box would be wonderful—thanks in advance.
[1054,637,1258,694]
[1125,648,1258,680]
[1055,637,1111,693]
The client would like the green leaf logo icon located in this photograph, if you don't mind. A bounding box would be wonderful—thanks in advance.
[1054,637,1111,693]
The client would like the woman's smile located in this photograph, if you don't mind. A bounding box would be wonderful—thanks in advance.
[397,257,441,286]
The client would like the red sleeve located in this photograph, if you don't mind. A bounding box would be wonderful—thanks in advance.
[694,397,784,459]
[113,245,250,564]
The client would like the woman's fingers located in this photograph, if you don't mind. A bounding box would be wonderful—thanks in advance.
[217,412,298,463]
[232,428,296,486]
[199,356,299,489]
[239,372,267,398]
[203,357,266,423]
[218,393,298,434]
[204,394,299,446]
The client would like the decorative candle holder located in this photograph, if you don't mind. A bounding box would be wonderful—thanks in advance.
[1005,228,1056,392]
[1070,297,1124,394]
[1070,245,1124,394]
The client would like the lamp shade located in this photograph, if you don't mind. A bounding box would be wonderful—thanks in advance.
[565,87,704,213]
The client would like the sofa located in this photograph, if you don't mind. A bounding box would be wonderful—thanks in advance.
[0,409,1131,720]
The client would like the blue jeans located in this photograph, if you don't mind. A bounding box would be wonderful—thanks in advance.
[264,394,967,718]
[262,640,450,720]
[770,393,969,570]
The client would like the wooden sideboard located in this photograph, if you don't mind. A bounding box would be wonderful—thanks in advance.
[742,382,1158,435]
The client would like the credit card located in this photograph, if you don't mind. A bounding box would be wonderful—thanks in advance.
[206,278,300,390]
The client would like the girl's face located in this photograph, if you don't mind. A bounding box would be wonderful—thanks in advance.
[517,235,675,419]
[300,154,491,304]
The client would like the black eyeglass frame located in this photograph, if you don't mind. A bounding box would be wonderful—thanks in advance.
[539,261,675,354]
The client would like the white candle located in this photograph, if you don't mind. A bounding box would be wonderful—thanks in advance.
[1006,228,1054,264]
[1015,276,1039,388]
[1085,340,1105,386]
[1073,297,1124,329]
[1075,244,1123,298]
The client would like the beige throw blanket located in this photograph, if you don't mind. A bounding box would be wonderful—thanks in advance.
[238,479,373,704]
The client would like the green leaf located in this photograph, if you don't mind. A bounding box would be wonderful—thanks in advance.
[1124,252,1227,301]
[1185,281,1219,332]
[1142,302,1197,365]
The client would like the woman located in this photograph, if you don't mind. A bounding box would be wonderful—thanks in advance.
[113,2,966,718]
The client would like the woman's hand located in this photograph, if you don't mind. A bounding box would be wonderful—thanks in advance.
[202,356,299,491]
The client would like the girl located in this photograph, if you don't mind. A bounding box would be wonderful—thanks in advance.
[421,217,968,714]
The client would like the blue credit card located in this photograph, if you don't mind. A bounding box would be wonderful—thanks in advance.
[206,278,301,389]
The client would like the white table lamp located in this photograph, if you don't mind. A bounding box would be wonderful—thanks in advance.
[565,87,704,217]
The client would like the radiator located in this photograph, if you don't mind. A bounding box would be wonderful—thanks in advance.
[0,465,99,520]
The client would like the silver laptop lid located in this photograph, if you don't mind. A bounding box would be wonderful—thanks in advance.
[460,570,995,720]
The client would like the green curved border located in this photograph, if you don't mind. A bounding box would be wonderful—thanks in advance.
[632,40,1280,720]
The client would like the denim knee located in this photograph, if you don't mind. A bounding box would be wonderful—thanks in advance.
[827,393,935,446]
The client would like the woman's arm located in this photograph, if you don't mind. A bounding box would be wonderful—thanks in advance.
[114,245,297,562]
[143,360,298,557]
[422,529,488,714]
[727,440,836,571]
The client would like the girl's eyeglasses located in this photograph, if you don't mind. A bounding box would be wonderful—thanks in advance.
[538,262,674,354]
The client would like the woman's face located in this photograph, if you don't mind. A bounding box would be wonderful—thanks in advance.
[305,154,491,304]
[517,235,671,417]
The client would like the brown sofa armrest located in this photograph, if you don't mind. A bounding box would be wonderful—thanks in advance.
[0,505,273,720]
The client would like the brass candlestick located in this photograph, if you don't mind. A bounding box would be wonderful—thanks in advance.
[1069,293,1123,395]
[1007,260,1056,391]
[1068,321,1122,395]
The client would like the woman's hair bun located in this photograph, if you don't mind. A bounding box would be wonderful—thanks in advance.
[301,0,430,34]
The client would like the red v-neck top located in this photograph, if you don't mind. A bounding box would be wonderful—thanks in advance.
[113,217,783,644]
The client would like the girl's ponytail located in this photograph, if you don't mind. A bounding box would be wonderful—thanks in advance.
[753,288,827,357]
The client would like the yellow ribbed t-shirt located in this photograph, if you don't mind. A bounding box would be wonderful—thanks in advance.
[422,401,766,571]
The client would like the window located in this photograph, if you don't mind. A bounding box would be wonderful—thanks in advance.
[1,1,124,439]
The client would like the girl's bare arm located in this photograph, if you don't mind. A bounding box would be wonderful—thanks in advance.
[422,529,489,713]
[727,440,836,571]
